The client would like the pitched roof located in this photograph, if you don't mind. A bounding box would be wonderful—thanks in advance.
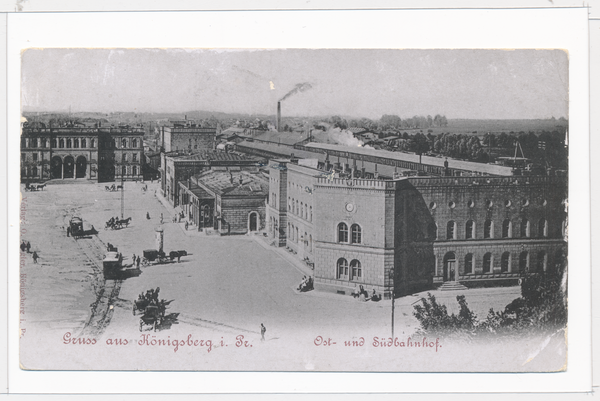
[194,170,269,197]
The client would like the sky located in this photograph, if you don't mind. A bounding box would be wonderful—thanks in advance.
[21,49,569,120]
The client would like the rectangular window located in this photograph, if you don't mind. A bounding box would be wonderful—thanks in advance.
[133,153,138,162]
[32,153,38,161]
[21,153,25,161]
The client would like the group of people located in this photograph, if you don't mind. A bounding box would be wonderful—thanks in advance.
[20,240,39,263]
[352,285,380,302]
[297,276,314,292]
[132,254,142,268]
[106,216,121,229]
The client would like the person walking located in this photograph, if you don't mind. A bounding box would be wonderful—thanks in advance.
[32,251,39,264]
[146,212,150,220]
[26,241,31,253]
[136,256,141,268]
[66,226,71,237]
[260,323,266,342]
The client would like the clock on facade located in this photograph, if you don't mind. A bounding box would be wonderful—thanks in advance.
[345,203,355,212]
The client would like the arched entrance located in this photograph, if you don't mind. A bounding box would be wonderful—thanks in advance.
[443,252,457,282]
[51,156,62,179]
[63,156,75,179]
[248,212,258,232]
[75,156,87,178]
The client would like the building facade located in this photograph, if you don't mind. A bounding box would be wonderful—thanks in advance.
[20,127,145,182]
[266,158,568,299]
[159,125,217,153]
[179,169,268,235]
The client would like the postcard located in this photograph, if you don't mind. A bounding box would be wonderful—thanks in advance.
[16,47,571,372]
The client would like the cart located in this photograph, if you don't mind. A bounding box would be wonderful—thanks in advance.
[141,249,169,266]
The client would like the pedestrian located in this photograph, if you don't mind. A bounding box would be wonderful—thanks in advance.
[185,221,188,231]
[146,212,150,220]
[20,241,25,252]
[26,241,31,253]
[32,251,39,264]
[66,226,71,237]
[177,254,181,263]
[132,254,136,265]
[136,256,141,268]
[260,323,266,341]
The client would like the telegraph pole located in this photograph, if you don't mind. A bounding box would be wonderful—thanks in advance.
[390,268,395,339]
[120,171,125,219]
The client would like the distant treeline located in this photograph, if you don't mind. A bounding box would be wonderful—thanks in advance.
[326,114,448,131]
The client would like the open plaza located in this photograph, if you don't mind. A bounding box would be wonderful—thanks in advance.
[17,179,554,371]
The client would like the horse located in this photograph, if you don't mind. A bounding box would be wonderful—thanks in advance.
[117,185,123,190]
[116,217,132,228]
[34,183,46,191]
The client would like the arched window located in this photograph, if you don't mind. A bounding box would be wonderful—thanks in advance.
[288,223,291,239]
[501,252,511,272]
[309,235,312,252]
[446,220,456,240]
[351,224,362,244]
[296,227,299,243]
[122,138,127,148]
[81,138,86,148]
[428,223,438,240]
[350,260,362,281]
[122,153,127,163]
[537,251,547,272]
[337,258,349,279]
[296,200,299,215]
[519,251,529,273]
[464,254,473,274]
[304,232,308,247]
[122,166,127,176]
[301,202,304,219]
[132,166,137,176]
[292,198,295,214]
[73,138,79,148]
[288,197,291,211]
[538,218,548,238]
[132,138,138,148]
[338,223,349,243]
[520,219,530,238]
[51,138,57,148]
[59,139,64,148]
[502,219,512,238]
[483,253,493,273]
[465,220,475,239]
[66,138,72,148]
[91,139,95,148]
[484,220,493,239]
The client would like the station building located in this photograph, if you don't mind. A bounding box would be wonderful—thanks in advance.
[266,158,567,299]
[158,124,217,153]
[20,127,145,182]
[178,169,269,235]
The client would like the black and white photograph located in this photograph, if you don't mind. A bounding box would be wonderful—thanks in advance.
[18,47,570,372]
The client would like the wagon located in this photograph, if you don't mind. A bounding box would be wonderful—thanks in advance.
[141,249,168,265]
[70,217,84,239]
[102,251,123,276]
[139,305,162,332]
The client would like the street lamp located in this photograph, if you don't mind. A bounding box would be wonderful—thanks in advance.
[390,267,395,339]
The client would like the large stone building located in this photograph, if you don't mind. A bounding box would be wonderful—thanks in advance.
[158,124,217,153]
[178,169,269,235]
[20,126,145,182]
[160,150,265,207]
[266,158,567,299]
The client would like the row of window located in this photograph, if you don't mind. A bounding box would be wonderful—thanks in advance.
[429,198,547,210]
[288,197,313,222]
[336,258,362,281]
[21,137,142,149]
[287,223,313,252]
[337,223,362,244]
[451,250,548,275]
[441,218,550,240]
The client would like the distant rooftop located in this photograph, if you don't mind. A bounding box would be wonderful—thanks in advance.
[194,170,268,197]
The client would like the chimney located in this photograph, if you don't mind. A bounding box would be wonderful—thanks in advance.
[239,175,243,185]
[277,102,281,132]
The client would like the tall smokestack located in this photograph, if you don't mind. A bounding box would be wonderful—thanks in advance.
[277,102,281,132]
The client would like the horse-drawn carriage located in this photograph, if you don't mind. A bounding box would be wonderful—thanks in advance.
[105,216,132,230]
[133,289,173,331]
[25,182,46,191]
[141,249,187,265]
[102,251,123,276]
[105,184,123,192]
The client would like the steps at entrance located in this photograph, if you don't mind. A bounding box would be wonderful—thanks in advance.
[439,281,468,291]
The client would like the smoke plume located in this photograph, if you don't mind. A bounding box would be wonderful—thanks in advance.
[279,82,313,102]
[328,127,366,148]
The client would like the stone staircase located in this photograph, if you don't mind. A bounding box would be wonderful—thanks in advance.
[439,281,468,291]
